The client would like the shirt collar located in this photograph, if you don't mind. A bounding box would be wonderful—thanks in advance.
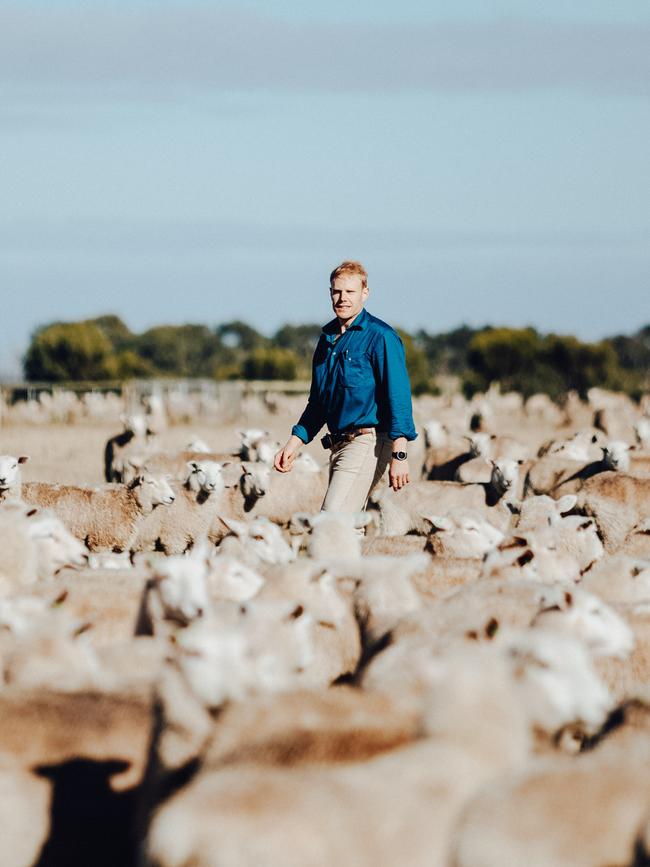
[322,307,369,336]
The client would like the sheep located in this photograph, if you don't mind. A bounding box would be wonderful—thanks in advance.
[421,433,489,481]
[127,450,238,482]
[214,516,295,567]
[0,454,29,502]
[530,587,634,660]
[580,554,650,606]
[288,511,372,559]
[144,644,532,867]
[423,510,504,558]
[103,413,150,482]
[22,472,175,554]
[524,441,629,498]
[577,471,650,552]
[537,428,604,462]
[515,493,578,530]
[368,459,521,536]
[238,428,281,465]
[134,460,226,554]
[450,729,650,867]
[481,531,582,584]
[135,545,211,637]
[237,466,328,526]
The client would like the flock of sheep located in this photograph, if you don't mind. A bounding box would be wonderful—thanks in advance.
[1,384,650,866]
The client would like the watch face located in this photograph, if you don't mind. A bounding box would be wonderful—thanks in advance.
[394,451,407,460]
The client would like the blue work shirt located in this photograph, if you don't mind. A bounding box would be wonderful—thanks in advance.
[292,308,418,444]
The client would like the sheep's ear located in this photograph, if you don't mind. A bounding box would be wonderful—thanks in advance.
[218,515,247,537]
[290,512,313,532]
[564,591,574,607]
[187,462,199,471]
[556,494,577,514]
[25,508,39,518]
[18,455,29,464]
[489,459,497,468]
[591,434,598,443]
[422,514,453,532]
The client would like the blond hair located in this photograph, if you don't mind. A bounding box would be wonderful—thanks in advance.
[329,260,368,289]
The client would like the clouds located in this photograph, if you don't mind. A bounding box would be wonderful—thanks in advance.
[0,2,648,97]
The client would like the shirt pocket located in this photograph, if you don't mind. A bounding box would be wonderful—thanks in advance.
[341,352,373,388]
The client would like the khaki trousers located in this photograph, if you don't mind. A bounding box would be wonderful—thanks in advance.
[321,430,393,513]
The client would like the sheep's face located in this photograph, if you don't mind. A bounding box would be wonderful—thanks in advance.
[423,421,448,449]
[241,464,271,500]
[245,518,294,565]
[533,589,634,660]
[207,557,265,603]
[602,440,630,472]
[256,439,281,466]
[0,455,28,491]
[426,512,504,558]
[238,428,268,461]
[150,556,210,626]
[121,413,147,437]
[187,460,224,495]
[467,433,493,459]
[174,601,313,708]
[505,630,613,735]
[490,459,520,494]
[27,513,89,573]
[133,473,175,512]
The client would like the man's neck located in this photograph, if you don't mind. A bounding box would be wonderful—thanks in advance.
[336,308,364,334]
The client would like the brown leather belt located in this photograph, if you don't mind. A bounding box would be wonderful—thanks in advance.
[325,427,375,450]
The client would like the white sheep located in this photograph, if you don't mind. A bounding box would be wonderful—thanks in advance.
[22,473,175,554]
[0,454,29,502]
[215,516,295,567]
[134,460,225,554]
[135,545,211,637]
[289,511,372,560]
[423,510,504,558]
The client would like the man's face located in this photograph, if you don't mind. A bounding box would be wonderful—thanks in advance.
[330,273,369,323]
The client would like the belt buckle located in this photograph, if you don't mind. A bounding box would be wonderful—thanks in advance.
[343,430,356,444]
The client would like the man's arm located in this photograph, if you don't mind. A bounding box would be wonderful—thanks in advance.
[372,329,417,490]
[274,359,327,473]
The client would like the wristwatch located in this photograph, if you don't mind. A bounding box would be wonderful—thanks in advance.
[392,451,408,461]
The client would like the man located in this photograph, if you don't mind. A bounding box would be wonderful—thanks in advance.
[274,260,417,513]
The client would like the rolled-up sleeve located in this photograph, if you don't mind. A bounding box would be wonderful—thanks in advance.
[372,330,418,442]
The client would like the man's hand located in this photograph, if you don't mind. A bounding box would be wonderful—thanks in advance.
[389,457,410,491]
[274,435,303,473]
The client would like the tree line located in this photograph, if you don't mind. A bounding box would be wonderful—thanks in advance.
[23,315,650,401]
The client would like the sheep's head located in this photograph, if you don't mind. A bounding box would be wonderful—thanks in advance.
[466,433,494,458]
[131,472,175,513]
[0,455,28,492]
[423,511,504,558]
[120,413,147,437]
[532,588,634,660]
[26,510,89,575]
[423,420,448,449]
[186,460,224,495]
[185,437,212,454]
[490,458,521,495]
[240,463,271,502]
[602,440,631,472]
[219,516,295,565]
[173,598,313,709]
[146,548,210,627]
[503,629,613,737]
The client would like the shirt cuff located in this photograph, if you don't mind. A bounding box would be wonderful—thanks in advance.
[291,424,310,444]
[389,429,418,442]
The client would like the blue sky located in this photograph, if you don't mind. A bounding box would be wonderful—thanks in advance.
[1,0,648,378]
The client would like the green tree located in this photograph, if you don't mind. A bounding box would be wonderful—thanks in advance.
[242,347,299,380]
[24,321,117,382]
[135,325,221,377]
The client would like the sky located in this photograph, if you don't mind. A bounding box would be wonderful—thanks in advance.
[0,0,649,378]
